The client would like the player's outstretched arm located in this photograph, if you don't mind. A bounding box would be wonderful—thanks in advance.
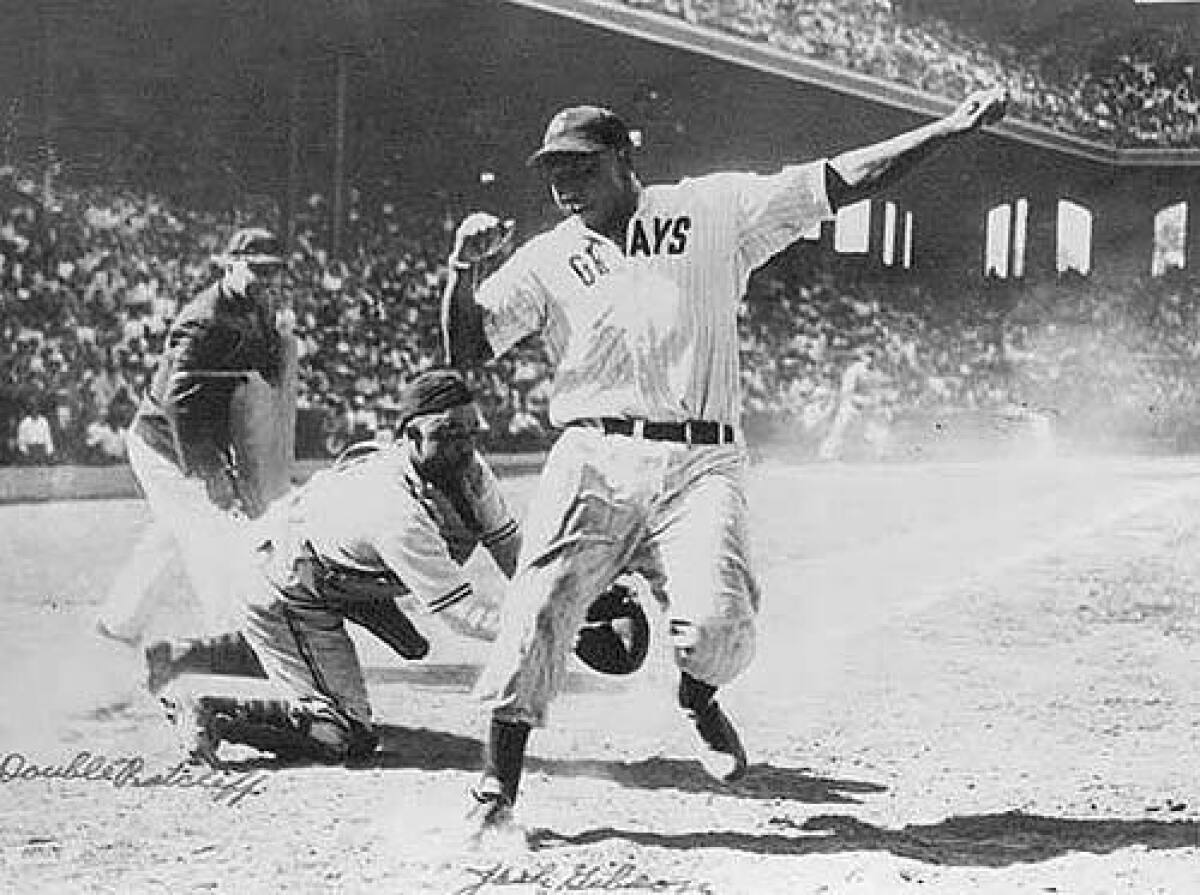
[441,212,514,368]
[442,265,492,368]
[826,86,1008,211]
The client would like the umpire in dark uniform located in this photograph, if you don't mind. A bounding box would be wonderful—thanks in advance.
[133,227,291,511]
[99,228,297,654]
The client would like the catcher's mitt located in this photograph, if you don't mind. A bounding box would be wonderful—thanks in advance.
[338,596,430,661]
[574,581,650,676]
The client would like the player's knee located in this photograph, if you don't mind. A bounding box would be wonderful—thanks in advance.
[510,578,581,653]
[307,716,378,761]
[669,616,755,688]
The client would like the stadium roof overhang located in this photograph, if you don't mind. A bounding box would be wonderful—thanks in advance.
[506,0,1200,169]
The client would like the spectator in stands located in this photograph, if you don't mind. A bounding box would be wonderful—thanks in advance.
[16,400,55,464]
[505,397,548,449]
[84,406,128,464]
[622,0,1200,148]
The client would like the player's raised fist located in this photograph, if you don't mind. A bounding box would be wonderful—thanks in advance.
[950,86,1009,133]
[451,212,516,268]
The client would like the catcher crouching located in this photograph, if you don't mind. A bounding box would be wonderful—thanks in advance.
[159,370,522,764]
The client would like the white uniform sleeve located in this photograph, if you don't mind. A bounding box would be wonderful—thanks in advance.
[721,160,834,272]
[373,506,474,615]
[475,248,552,359]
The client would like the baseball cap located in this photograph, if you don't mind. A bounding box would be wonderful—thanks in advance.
[215,227,285,266]
[527,105,634,166]
[396,369,474,430]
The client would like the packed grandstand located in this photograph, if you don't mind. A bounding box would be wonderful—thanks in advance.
[5,0,1200,465]
[5,168,1200,465]
[623,0,1200,148]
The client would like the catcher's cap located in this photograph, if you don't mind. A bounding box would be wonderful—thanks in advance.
[215,227,285,266]
[396,368,474,430]
[528,105,633,166]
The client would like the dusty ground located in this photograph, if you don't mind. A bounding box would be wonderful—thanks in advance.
[2,453,1200,894]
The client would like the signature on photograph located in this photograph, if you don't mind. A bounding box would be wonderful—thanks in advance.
[0,750,268,806]
[455,860,717,895]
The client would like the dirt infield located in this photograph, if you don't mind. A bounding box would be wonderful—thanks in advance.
[3,456,1200,894]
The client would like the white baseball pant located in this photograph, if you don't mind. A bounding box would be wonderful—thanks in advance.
[96,516,176,643]
[474,426,759,728]
[242,557,373,727]
[107,429,256,638]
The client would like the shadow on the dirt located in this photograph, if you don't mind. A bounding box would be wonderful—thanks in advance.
[365,663,481,690]
[201,724,481,773]
[215,725,886,805]
[535,811,1200,866]
[536,757,885,804]
[366,662,628,695]
[348,725,884,804]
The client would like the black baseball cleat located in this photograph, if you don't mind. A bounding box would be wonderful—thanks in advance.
[463,777,529,853]
[687,699,749,784]
[345,724,381,761]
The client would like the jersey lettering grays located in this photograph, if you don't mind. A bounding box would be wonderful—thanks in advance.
[476,161,833,427]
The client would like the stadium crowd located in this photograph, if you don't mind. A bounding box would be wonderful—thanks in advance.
[739,262,1200,455]
[621,0,1200,148]
[5,163,1200,466]
[0,169,558,465]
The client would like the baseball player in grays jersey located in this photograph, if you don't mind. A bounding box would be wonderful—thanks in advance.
[443,87,1008,845]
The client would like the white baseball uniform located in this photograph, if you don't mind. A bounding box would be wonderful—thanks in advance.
[472,161,834,727]
[244,443,520,726]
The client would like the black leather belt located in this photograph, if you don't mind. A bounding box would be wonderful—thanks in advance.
[569,418,736,445]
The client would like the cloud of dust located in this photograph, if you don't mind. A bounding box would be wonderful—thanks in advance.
[2,627,146,752]
[744,272,1200,465]
[1006,272,1200,458]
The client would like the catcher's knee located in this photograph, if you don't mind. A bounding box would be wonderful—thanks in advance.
[669,616,755,688]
